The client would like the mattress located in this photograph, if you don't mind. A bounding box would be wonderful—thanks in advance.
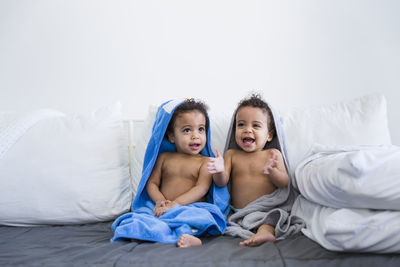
[1,221,399,267]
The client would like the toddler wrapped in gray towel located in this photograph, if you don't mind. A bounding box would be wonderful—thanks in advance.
[207,93,304,246]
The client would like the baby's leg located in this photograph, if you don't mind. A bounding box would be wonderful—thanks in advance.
[239,224,276,247]
[176,234,202,248]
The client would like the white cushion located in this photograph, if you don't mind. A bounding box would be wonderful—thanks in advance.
[209,110,232,154]
[295,144,400,210]
[292,195,400,253]
[281,93,392,180]
[130,105,157,197]
[0,103,131,226]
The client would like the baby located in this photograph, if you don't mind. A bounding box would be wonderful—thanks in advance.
[146,99,213,248]
[208,94,289,246]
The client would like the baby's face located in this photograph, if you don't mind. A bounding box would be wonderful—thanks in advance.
[235,106,271,153]
[168,110,207,155]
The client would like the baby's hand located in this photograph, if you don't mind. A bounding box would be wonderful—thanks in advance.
[207,148,224,174]
[263,150,279,175]
[155,200,167,209]
[154,200,177,217]
[154,200,168,217]
[154,206,164,217]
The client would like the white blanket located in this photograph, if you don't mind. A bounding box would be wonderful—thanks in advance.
[292,144,400,253]
[292,196,400,253]
[295,144,400,210]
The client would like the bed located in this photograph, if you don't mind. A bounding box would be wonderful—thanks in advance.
[1,94,400,266]
[2,222,400,267]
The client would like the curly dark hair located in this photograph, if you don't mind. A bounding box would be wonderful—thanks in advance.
[234,93,275,136]
[166,98,209,135]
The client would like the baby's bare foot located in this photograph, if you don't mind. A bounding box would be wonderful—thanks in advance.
[239,225,276,247]
[176,234,202,248]
[239,232,276,246]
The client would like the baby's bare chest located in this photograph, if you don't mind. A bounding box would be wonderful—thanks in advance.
[231,151,269,175]
[162,156,203,179]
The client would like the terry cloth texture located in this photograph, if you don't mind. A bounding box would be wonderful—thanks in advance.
[111,99,230,243]
[224,101,305,240]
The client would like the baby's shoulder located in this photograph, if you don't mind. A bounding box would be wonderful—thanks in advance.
[157,152,175,160]
[263,148,283,157]
[188,155,209,170]
[224,149,239,159]
[225,148,238,155]
[264,148,281,153]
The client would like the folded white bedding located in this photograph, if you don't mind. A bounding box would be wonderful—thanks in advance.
[292,196,400,253]
[295,144,400,210]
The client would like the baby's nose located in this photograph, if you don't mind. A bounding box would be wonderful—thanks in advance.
[191,132,200,138]
[244,126,252,132]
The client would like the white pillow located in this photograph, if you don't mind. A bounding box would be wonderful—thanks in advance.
[130,105,157,197]
[0,103,131,226]
[281,93,392,180]
[209,109,232,154]
[292,195,400,253]
[295,144,400,210]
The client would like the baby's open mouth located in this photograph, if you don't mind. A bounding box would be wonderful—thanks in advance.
[242,137,255,146]
[189,143,201,150]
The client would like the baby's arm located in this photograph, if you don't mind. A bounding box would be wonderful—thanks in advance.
[146,153,168,216]
[263,149,289,188]
[172,160,213,206]
[207,148,232,187]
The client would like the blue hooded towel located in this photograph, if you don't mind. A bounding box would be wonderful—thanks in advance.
[111,99,230,243]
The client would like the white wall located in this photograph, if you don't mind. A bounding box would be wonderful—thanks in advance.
[1,0,399,144]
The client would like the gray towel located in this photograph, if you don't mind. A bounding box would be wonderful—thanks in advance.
[225,189,305,240]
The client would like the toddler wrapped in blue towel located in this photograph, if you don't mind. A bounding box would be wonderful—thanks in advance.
[111,98,229,247]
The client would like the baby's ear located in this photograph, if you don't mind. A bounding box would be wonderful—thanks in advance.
[267,133,273,142]
[167,132,175,143]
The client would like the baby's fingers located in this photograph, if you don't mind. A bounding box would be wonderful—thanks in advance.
[208,158,216,163]
[156,208,166,217]
[207,162,215,169]
[263,165,273,174]
[154,209,160,217]
[215,148,222,158]
[207,167,218,174]
[270,150,279,161]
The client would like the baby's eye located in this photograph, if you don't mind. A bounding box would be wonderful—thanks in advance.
[253,124,261,128]
[183,128,191,133]
[199,127,205,132]
[237,122,244,127]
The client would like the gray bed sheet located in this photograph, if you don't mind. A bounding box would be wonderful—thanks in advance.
[1,221,399,267]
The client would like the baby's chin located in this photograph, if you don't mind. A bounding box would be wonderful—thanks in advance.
[177,147,205,155]
[237,143,265,152]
